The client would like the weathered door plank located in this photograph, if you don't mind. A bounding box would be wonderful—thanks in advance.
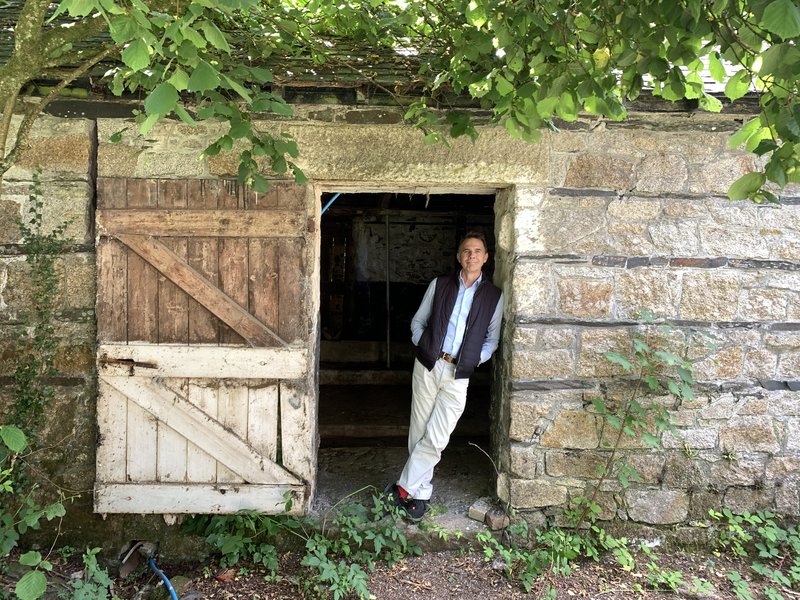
[217,382,249,484]
[116,234,288,347]
[248,384,279,462]
[126,400,158,481]
[96,238,128,342]
[186,381,219,482]
[104,375,303,485]
[95,483,304,514]
[95,380,128,482]
[98,343,307,379]
[97,209,305,238]
[187,180,221,344]
[157,180,189,344]
[125,180,160,343]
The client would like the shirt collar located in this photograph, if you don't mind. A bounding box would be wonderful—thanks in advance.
[459,270,483,289]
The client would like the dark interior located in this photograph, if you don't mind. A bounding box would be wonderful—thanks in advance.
[318,191,496,449]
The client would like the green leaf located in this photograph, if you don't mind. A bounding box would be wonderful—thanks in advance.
[728,172,767,201]
[174,105,196,125]
[292,164,309,184]
[144,82,178,116]
[466,0,487,27]
[109,128,127,143]
[121,39,150,71]
[724,70,751,102]
[19,551,42,567]
[536,96,559,118]
[66,0,97,17]
[139,113,160,135]
[643,433,660,448]
[556,91,578,121]
[0,425,27,453]
[766,158,787,187]
[605,352,633,371]
[108,15,138,43]
[494,74,514,97]
[99,0,125,15]
[468,79,492,98]
[188,61,221,92]
[247,67,273,84]
[761,0,800,39]
[219,135,233,150]
[199,20,231,52]
[507,47,525,74]
[168,68,190,91]
[15,570,47,600]
[181,24,207,49]
[590,397,607,414]
[699,93,723,113]
[221,74,252,103]
[44,502,66,519]
[708,52,726,83]
[269,99,293,117]
[728,118,761,149]
[251,173,270,193]
[229,119,251,139]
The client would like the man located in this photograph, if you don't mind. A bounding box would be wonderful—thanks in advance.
[382,231,504,522]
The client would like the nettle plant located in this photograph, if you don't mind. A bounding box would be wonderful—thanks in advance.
[185,488,421,600]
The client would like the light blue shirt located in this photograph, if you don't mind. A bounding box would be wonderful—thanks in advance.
[411,272,504,365]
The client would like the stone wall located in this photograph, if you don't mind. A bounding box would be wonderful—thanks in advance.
[498,123,800,528]
[0,115,102,542]
[1,102,798,549]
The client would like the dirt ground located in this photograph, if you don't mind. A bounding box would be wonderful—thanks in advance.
[112,545,768,599]
[3,446,784,598]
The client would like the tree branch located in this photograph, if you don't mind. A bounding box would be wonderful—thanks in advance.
[0,43,120,178]
[0,88,22,192]
[13,0,51,53]
[40,16,110,68]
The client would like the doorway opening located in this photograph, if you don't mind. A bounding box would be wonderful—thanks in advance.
[315,191,497,515]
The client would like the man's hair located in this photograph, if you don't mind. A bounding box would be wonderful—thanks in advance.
[459,231,488,251]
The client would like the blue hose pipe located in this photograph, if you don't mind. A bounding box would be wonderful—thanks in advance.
[148,557,179,600]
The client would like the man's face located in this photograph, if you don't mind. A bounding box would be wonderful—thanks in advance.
[457,237,489,276]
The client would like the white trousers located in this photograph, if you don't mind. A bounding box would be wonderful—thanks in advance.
[398,358,470,500]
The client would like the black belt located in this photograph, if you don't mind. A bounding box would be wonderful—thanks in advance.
[439,351,457,364]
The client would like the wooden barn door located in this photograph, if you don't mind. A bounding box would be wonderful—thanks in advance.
[93,178,318,515]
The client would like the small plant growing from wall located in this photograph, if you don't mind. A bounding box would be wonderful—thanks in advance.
[571,310,705,528]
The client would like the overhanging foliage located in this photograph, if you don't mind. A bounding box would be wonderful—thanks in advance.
[1,0,798,200]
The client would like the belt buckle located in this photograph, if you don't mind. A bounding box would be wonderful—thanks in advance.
[440,352,455,364]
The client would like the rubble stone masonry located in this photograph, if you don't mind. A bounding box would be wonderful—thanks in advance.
[0,103,798,543]
[497,125,800,528]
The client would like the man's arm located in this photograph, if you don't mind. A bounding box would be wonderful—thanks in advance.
[410,278,437,346]
[479,292,504,364]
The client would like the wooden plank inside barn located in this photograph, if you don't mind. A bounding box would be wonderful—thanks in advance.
[93,178,318,515]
